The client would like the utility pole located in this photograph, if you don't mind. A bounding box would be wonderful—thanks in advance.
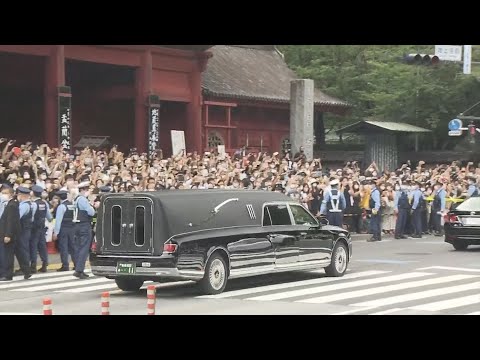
[464,45,472,75]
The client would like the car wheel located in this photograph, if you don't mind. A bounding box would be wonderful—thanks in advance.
[453,242,469,251]
[199,253,228,295]
[115,277,144,292]
[325,241,349,277]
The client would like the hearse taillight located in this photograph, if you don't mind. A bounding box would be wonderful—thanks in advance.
[163,243,178,254]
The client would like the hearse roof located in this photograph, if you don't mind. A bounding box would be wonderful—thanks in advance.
[104,190,292,236]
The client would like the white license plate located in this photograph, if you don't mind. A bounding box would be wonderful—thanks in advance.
[463,217,480,226]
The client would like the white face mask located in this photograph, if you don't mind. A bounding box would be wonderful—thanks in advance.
[0,194,9,203]
[84,191,90,198]
[23,173,30,179]
[40,174,47,180]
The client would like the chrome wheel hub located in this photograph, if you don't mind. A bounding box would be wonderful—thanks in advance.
[209,259,226,291]
[335,246,347,274]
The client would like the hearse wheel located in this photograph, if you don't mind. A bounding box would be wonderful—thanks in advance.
[115,277,144,292]
[199,253,228,295]
[324,241,348,277]
[453,242,469,251]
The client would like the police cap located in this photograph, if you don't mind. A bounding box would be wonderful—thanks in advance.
[31,185,44,194]
[16,186,31,195]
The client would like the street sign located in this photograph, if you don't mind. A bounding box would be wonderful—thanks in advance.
[435,45,462,62]
[448,130,463,136]
[448,118,463,131]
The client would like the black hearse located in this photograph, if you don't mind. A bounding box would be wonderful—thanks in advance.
[90,190,353,295]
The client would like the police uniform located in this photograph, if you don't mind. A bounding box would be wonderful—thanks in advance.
[467,178,479,198]
[15,186,33,278]
[410,182,425,238]
[29,185,52,273]
[320,179,346,227]
[368,181,382,241]
[394,186,410,239]
[432,183,446,236]
[92,186,111,235]
[54,190,77,271]
[73,182,95,279]
[0,183,18,281]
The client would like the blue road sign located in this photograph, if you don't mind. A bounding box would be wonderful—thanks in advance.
[448,119,462,131]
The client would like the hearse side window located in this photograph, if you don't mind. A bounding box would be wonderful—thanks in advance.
[265,205,292,226]
[135,206,145,246]
[111,206,122,246]
[263,207,272,226]
[289,204,318,226]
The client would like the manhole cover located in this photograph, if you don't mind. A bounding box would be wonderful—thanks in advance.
[396,252,432,256]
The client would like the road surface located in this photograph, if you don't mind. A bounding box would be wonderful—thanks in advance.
[1,234,479,315]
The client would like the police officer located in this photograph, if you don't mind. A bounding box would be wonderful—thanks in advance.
[320,179,346,227]
[467,177,479,198]
[92,186,111,235]
[410,181,424,238]
[30,185,53,273]
[0,184,20,281]
[368,179,382,242]
[15,186,33,279]
[432,181,447,236]
[0,184,13,280]
[73,182,95,279]
[404,181,414,236]
[53,190,76,271]
[394,183,410,239]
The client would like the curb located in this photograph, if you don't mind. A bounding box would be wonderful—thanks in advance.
[350,234,393,241]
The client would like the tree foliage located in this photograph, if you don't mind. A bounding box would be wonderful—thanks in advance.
[279,45,480,150]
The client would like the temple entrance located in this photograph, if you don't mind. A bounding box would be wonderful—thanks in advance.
[66,60,136,152]
[0,52,46,144]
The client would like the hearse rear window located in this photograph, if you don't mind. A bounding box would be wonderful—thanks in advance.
[111,206,122,245]
[264,205,292,226]
[135,206,145,246]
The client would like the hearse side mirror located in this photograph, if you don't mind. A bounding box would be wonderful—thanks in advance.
[318,217,329,226]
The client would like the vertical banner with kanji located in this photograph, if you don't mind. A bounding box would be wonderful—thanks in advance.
[148,95,161,158]
[58,86,72,153]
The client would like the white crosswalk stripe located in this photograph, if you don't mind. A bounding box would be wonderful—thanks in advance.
[198,270,389,299]
[1,271,194,294]
[351,279,480,308]
[193,267,480,315]
[296,274,476,304]
[409,294,480,312]
[245,272,431,301]
[4,266,480,314]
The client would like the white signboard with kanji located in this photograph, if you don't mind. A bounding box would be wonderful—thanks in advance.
[435,45,462,61]
[148,107,160,157]
[171,130,185,157]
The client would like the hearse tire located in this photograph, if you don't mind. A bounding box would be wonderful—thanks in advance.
[115,278,144,292]
[453,242,469,251]
[324,241,348,277]
[199,253,228,295]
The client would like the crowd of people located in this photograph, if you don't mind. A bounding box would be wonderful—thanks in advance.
[0,138,479,279]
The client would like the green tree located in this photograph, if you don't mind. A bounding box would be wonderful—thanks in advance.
[279,45,480,150]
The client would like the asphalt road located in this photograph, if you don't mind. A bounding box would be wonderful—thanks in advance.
[1,234,480,315]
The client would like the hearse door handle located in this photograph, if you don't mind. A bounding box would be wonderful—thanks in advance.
[122,224,127,234]
[128,224,134,234]
[299,232,307,238]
